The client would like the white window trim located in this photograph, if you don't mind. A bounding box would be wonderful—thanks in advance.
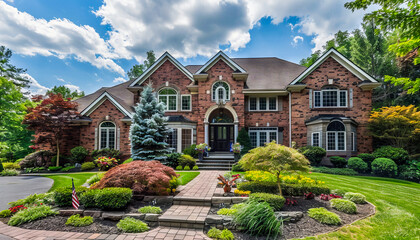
[313,89,348,108]
[211,81,230,102]
[248,96,278,111]
[249,127,278,147]
[158,88,178,112]
[99,121,117,149]
[311,132,321,147]
[326,131,346,151]
[180,94,192,111]
[351,132,356,151]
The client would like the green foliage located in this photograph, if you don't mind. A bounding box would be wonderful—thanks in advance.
[91,148,121,159]
[233,201,282,237]
[219,229,234,240]
[2,162,20,170]
[127,50,156,79]
[238,181,330,196]
[176,165,183,170]
[70,146,89,164]
[8,205,57,226]
[300,50,322,67]
[232,163,245,172]
[329,156,347,168]
[217,208,237,216]
[60,166,75,172]
[331,189,347,197]
[347,157,369,173]
[86,172,105,185]
[311,166,358,176]
[48,166,62,171]
[298,146,326,166]
[330,199,357,214]
[138,206,162,214]
[169,176,180,192]
[308,207,341,225]
[207,227,222,239]
[81,162,96,171]
[122,158,133,164]
[344,192,367,204]
[178,154,196,168]
[9,193,54,207]
[358,153,376,166]
[237,128,252,155]
[47,86,84,100]
[0,169,19,176]
[79,189,100,208]
[53,186,88,206]
[165,153,181,168]
[238,181,278,194]
[373,146,410,166]
[184,165,190,170]
[372,158,398,177]
[193,165,199,170]
[0,209,11,218]
[182,144,199,158]
[249,193,285,211]
[117,217,149,233]
[94,188,132,210]
[65,214,93,227]
[0,162,3,172]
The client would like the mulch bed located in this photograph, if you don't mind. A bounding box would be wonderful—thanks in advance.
[211,196,375,240]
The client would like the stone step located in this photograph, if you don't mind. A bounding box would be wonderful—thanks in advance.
[204,155,234,160]
[199,159,235,163]
[158,205,210,229]
[197,166,232,170]
[196,162,234,166]
[173,196,212,206]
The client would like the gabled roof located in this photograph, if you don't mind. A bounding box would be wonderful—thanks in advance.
[129,52,193,87]
[290,48,377,85]
[194,51,247,74]
[80,91,133,118]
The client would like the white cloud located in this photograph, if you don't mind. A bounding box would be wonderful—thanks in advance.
[64,84,82,93]
[57,77,66,82]
[21,73,50,96]
[292,36,304,46]
[113,77,126,83]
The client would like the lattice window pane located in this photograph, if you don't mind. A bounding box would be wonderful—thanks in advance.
[269,97,276,110]
[327,132,336,150]
[269,132,277,143]
[100,129,107,149]
[181,129,192,151]
[259,132,267,146]
[337,132,345,150]
[314,91,321,107]
[167,129,178,151]
[259,97,267,110]
[250,132,257,147]
[168,96,177,110]
[181,95,191,111]
[249,98,257,110]
[340,91,347,107]
[108,129,115,149]
[312,133,320,147]
[323,91,338,107]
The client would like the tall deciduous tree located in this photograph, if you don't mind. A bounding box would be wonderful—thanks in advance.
[47,85,85,99]
[0,46,29,88]
[23,94,79,166]
[130,85,171,161]
[127,50,156,79]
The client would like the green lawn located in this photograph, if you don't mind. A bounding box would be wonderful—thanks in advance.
[176,171,200,185]
[42,172,97,192]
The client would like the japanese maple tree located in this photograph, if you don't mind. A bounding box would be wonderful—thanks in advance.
[23,93,79,166]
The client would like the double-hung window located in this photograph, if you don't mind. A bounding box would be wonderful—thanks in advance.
[158,88,177,111]
[99,122,116,149]
[311,132,321,147]
[249,127,278,147]
[314,88,347,108]
[249,97,277,111]
[181,95,191,111]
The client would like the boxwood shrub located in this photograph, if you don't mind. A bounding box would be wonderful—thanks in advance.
[94,188,132,210]
[329,156,347,168]
[65,214,93,227]
[357,153,375,167]
[373,146,409,166]
[347,157,368,173]
[299,146,326,166]
[79,189,100,208]
[308,207,341,225]
[178,154,196,168]
[344,192,367,204]
[81,162,96,171]
[117,217,149,233]
[311,166,358,176]
[138,206,162,214]
[330,198,357,214]
[54,186,88,207]
[238,181,330,196]
[249,193,285,211]
[371,158,398,177]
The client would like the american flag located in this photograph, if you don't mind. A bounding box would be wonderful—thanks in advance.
[72,178,79,209]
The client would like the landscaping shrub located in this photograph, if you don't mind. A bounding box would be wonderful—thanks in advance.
[122,158,133,164]
[81,162,96,171]
[91,148,121,159]
[372,158,398,177]
[0,169,19,176]
[79,189,100,208]
[193,165,199,170]
[54,186,88,206]
[344,192,367,204]
[138,206,162,214]
[8,205,57,226]
[233,201,282,238]
[94,156,118,171]
[232,163,245,172]
[311,167,358,175]
[238,181,278,194]
[238,181,330,196]
[175,165,183,170]
[182,144,199,158]
[373,146,409,166]
[48,166,62,171]
[249,192,285,211]
[169,176,179,193]
[308,207,341,225]
[0,162,3,172]
[19,150,53,168]
[207,227,222,239]
[9,193,54,207]
[0,209,11,218]
[329,156,347,168]
[331,189,347,197]
[92,160,177,195]
[398,170,420,183]
[358,153,375,167]
[217,208,237,216]
[70,146,89,164]
[165,153,181,168]
[330,199,357,214]
[86,173,105,185]
[60,166,75,172]
[237,128,252,155]
[94,188,132,210]
[178,154,196,168]
[299,146,326,166]
[117,217,149,233]
[2,162,21,170]
[183,165,191,170]
[219,229,234,240]
[347,157,368,173]
[65,214,93,227]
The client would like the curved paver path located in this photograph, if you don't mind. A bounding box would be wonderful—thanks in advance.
[0,171,224,239]
[0,176,53,210]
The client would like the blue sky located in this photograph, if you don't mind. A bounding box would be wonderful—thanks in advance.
[0,0,369,95]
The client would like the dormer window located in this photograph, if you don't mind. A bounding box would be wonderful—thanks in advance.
[212,81,230,102]
[314,87,347,108]
[158,88,177,111]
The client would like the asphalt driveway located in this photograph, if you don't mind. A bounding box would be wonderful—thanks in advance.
[0,176,53,210]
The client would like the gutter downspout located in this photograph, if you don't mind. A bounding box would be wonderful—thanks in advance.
[288,91,292,147]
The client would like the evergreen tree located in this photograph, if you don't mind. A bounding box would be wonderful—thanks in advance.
[236,128,252,155]
[130,85,171,161]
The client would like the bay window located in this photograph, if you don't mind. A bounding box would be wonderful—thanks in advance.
[326,121,346,151]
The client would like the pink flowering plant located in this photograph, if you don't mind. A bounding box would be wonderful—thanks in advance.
[232,143,241,154]
[94,156,119,171]
[195,143,210,153]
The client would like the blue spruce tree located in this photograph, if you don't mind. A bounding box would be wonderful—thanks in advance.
[130,85,171,161]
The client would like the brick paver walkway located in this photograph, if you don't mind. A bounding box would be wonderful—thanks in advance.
[0,171,224,239]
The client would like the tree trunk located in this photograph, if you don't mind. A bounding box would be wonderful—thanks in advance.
[276,173,282,196]
[56,139,60,167]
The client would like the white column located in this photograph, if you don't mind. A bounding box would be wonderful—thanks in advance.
[204,121,209,145]
[177,128,182,153]
[234,121,239,142]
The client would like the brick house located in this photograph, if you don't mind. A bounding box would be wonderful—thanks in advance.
[39,48,380,161]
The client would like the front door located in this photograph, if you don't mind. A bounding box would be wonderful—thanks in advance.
[210,125,234,151]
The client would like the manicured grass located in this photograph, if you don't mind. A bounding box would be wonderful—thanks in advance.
[176,171,200,185]
[43,172,97,192]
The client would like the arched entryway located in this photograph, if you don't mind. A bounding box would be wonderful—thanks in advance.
[204,106,239,152]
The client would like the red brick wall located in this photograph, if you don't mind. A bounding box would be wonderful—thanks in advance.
[290,57,373,154]
[34,127,80,155]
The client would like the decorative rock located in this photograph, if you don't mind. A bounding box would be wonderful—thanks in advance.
[125,213,145,220]
[211,197,231,205]
[59,209,83,216]
[231,197,248,204]
[275,211,304,223]
[144,213,159,222]
[155,196,174,205]
[102,211,125,221]
[223,192,235,197]
[205,215,223,224]
[83,210,102,218]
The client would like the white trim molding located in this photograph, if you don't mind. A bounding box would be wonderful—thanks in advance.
[80,91,133,118]
[180,94,192,111]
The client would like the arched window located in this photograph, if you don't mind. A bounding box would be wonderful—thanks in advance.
[158,88,177,111]
[326,121,346,151]
[99,122,116,149]
[212,82,230,102]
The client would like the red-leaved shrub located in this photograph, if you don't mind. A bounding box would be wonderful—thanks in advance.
[91,160,177,195]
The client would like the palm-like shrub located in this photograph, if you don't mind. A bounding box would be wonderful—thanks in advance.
[91,160,177,195]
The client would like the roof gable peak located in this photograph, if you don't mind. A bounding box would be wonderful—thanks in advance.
[195,51,247,74]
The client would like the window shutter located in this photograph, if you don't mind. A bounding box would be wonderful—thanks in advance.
[117,127,120,150]
[94,128,98,150]
[309,89,313,108]
[349,88,353,108]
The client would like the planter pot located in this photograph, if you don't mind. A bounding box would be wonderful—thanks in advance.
[198,152,204,161]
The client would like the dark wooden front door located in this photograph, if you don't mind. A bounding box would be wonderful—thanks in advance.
[210,125,234,151]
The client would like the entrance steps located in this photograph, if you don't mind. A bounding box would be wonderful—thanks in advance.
[196,152,235,170]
